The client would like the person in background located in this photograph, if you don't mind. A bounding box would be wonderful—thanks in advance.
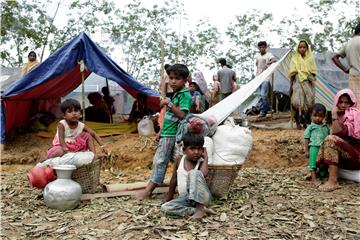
[189,82,201,113]
[211,74,221,106]
[21,51,39,77]
[85,92,111,123]
[288,40,317,129]
[332,23,360,107]
[317,89,360,191]
[255,41,277,117]
[128,93,153,122]
[217,58,236,100]
[304,103,330,185]
[193,70,210,110]
[101,87,116,114]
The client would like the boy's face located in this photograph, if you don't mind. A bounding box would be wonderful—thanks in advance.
[258,46,267,55]
[184,146,204,162]
[168,72,186,92]
[189,84,196,92]
[311,111,325,125]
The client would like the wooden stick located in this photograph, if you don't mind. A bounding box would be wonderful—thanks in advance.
[81,187,169,200]
[103,182,169,193]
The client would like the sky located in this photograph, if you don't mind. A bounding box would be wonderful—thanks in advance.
[45,0,313,83]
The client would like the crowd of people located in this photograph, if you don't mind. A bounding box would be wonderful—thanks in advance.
[28,23,359,219]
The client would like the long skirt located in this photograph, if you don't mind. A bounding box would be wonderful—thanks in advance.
[317,135,360,170]
[291,76,315,112]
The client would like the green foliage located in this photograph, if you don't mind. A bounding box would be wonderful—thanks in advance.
[110,0,221,89]
[225,11,274,83]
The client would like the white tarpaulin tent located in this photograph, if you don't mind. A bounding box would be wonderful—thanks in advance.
[202,50,292,123]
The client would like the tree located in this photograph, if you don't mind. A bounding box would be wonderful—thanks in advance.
[1,0,51,66]
[1,0,115,67]
[110,0,221,89]
[225,11,274,83]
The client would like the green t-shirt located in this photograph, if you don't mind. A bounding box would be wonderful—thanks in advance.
[304,123,330,147]
[161,87,191,137]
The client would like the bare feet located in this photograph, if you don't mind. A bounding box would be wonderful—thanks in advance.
[318,180,340,192]
[311,179,322,187]
[134,189,151,200]
[204,207,217,215]
[191,205,205,219]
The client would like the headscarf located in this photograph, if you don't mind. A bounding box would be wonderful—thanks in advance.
[20,60,39,77]
[288,40,317,82]
[333,88,360,140]
[193,71,210,103]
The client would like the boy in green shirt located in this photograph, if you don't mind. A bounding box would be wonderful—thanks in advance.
[135,64,192,200]
[304,103,330,184]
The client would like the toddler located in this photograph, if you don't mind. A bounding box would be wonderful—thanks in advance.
[47,99,106,159]
[304,103,330,183]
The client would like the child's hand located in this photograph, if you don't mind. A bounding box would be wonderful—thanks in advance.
[305,151,309,158]
[155,132,161,142]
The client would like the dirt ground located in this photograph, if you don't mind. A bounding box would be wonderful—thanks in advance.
[1,128,360,239]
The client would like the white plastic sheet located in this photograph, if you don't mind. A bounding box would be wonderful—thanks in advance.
[202,50,291,124]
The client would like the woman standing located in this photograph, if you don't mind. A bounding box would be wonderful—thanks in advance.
[21,51,39,77]
[317,89,360,191]
[288,40,317,129]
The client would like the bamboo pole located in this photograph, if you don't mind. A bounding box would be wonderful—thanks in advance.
[80,61,86,121]
[81,187,169,200]
[271,73,274,114]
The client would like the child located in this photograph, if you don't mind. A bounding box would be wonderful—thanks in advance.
[135,64,192,200]
[304,103,330,184]
[161,133,214,219]
[189,82,201,113]
[47,99,106,159]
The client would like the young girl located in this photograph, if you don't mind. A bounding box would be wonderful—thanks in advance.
[161,133,215,219]
[304,103,330,184]
[288,40,317,129]
[47,99,106,159]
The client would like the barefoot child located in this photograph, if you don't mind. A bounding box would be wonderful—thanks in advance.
[47,99,106,159]
[161,133,213,219]
[304,103,330,183]
[135,64,192,200]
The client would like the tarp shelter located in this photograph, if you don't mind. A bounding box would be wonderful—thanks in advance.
[239,48,348,112]
[1,32,160,143]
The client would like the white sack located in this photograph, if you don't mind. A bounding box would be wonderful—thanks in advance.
[36,151,94,168]
[212,125,252,165]
[203,137,214,164]
[338,168,360,183]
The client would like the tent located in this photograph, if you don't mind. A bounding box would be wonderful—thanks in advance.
[1,32,160,143]
[239,48,348,112]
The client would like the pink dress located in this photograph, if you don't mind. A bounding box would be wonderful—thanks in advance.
[47,120,90,157]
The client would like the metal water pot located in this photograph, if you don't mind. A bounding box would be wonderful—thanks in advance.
[43,165,82,211]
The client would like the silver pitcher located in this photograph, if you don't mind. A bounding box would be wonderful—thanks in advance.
[43,165,82,211]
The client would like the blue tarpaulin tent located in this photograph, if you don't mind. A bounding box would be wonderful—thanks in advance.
[1,32,160,143]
